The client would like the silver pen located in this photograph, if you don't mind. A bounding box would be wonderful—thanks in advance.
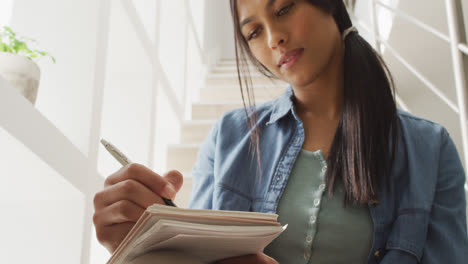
[100,139,177,207]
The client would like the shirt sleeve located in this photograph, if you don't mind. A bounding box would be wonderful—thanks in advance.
[187,120,219,210]
[421,128,468,263]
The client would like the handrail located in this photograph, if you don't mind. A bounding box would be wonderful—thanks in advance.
[377,36,460,113]
[366,0,468,191]
[81,0,112,262]
[184,0,206,64]
[347,8,411,113]
[374,0,451,43]
[121,0,184,121]
[0,78,104,195]
[444,0,468,192]
[349,11,458,114]
[459,43,468,56]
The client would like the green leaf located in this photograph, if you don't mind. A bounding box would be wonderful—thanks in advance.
[0,26,55,63]
[3,26,15,37]
[13,39,28,52]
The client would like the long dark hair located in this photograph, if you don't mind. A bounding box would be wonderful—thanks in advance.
[230,0,398,204]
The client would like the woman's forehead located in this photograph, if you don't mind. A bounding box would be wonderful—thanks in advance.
[236,0,276,19]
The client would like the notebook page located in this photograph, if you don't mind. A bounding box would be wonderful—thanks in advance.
[129,231,286,263]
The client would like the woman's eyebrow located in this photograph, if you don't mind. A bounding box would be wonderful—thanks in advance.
[240,0,277,29]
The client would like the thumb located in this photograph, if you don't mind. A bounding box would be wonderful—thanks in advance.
[163,170,184,193]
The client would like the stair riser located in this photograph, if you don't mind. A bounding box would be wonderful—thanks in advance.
[166,146,199,174]
[206,76,278,86]
[191,104,244,120]
[199,87,285,102]
[181,123,214,144]
[174,177,193,208]
[212,68,258,74]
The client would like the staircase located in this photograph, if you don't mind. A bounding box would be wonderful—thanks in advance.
[168,58,288,207]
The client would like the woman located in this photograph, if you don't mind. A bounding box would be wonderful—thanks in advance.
[93,0,468,263]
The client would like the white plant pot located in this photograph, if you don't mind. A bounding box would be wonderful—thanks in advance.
[0,52,41,105]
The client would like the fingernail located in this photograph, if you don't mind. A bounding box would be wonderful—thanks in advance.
[162,184,176,199]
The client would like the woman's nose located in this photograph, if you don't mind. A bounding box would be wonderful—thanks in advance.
[267,27,288,49]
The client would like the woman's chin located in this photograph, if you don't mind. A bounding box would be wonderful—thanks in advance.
[286,75,315,89]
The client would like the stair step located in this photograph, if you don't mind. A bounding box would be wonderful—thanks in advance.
[166,59,284,183]
[217,58,249,65]
[166,144,200,175]
[211,66,258,74]
[180,120,216,144]
[191,102,246,120]
[208,72,266,78]
[206,74,283,86]
[174,177,193,208]
[199,86,286,102]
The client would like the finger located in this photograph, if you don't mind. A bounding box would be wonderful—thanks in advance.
[94,200,145,227]
[105,163,177,199]
[95,222,134,253]
[94,179,164,210]
[162,170,184,192]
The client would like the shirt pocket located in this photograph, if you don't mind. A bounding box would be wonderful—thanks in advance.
[213,183,252,211]
[385,210,429,262]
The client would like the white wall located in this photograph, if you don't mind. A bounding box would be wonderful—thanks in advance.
[378,0,465,164]
[203,0,236,64]
[0,126,85,263]
[6,0,100,263]
[0,0,14,26]
[10,0,100,157]
[3,0,209,263]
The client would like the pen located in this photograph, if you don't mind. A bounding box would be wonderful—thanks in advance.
[100,139,177,207]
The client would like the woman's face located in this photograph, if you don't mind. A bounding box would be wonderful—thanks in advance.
[236,0,342,88]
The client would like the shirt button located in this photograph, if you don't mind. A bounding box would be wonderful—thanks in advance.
[296,138,301,144]
[306,235,313,243]
[314,199,320,207]
[318,184,326,191]
[304,251,311,260]
[277,176,281,182]
[374,250,380,257]
[310,216,317,224]
[322,166,327,173]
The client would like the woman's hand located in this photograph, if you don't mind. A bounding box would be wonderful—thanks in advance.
[92,163,183,253]
[215,253,279,264]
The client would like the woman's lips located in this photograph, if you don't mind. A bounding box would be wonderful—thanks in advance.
[280,48,304,70]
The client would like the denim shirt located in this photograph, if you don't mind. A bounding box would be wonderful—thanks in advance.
[187,86,468,263]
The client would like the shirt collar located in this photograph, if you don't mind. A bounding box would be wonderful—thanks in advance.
[267,85,300,125]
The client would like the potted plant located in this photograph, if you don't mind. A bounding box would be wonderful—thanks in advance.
[0,26,55,105]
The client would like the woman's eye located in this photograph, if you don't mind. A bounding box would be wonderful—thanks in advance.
[248,29,261,41]
[277,2,295,16]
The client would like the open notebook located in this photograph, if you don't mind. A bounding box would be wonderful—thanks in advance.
[107,204,287,264]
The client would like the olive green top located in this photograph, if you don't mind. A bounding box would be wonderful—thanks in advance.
[264,149,373,264]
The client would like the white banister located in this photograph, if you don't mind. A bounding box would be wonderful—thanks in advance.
[80,0,112,262]
[354,2,461,115]
[459,43,468,55]
[0,78,104,195]
[184,0,206,64]
[444,0,468,190]
[374,0,450,43]
[378,36,460,114]
[369,0,381,53]
[357,1,468,191]
[120,0,184,121]
[147,0,162,169]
